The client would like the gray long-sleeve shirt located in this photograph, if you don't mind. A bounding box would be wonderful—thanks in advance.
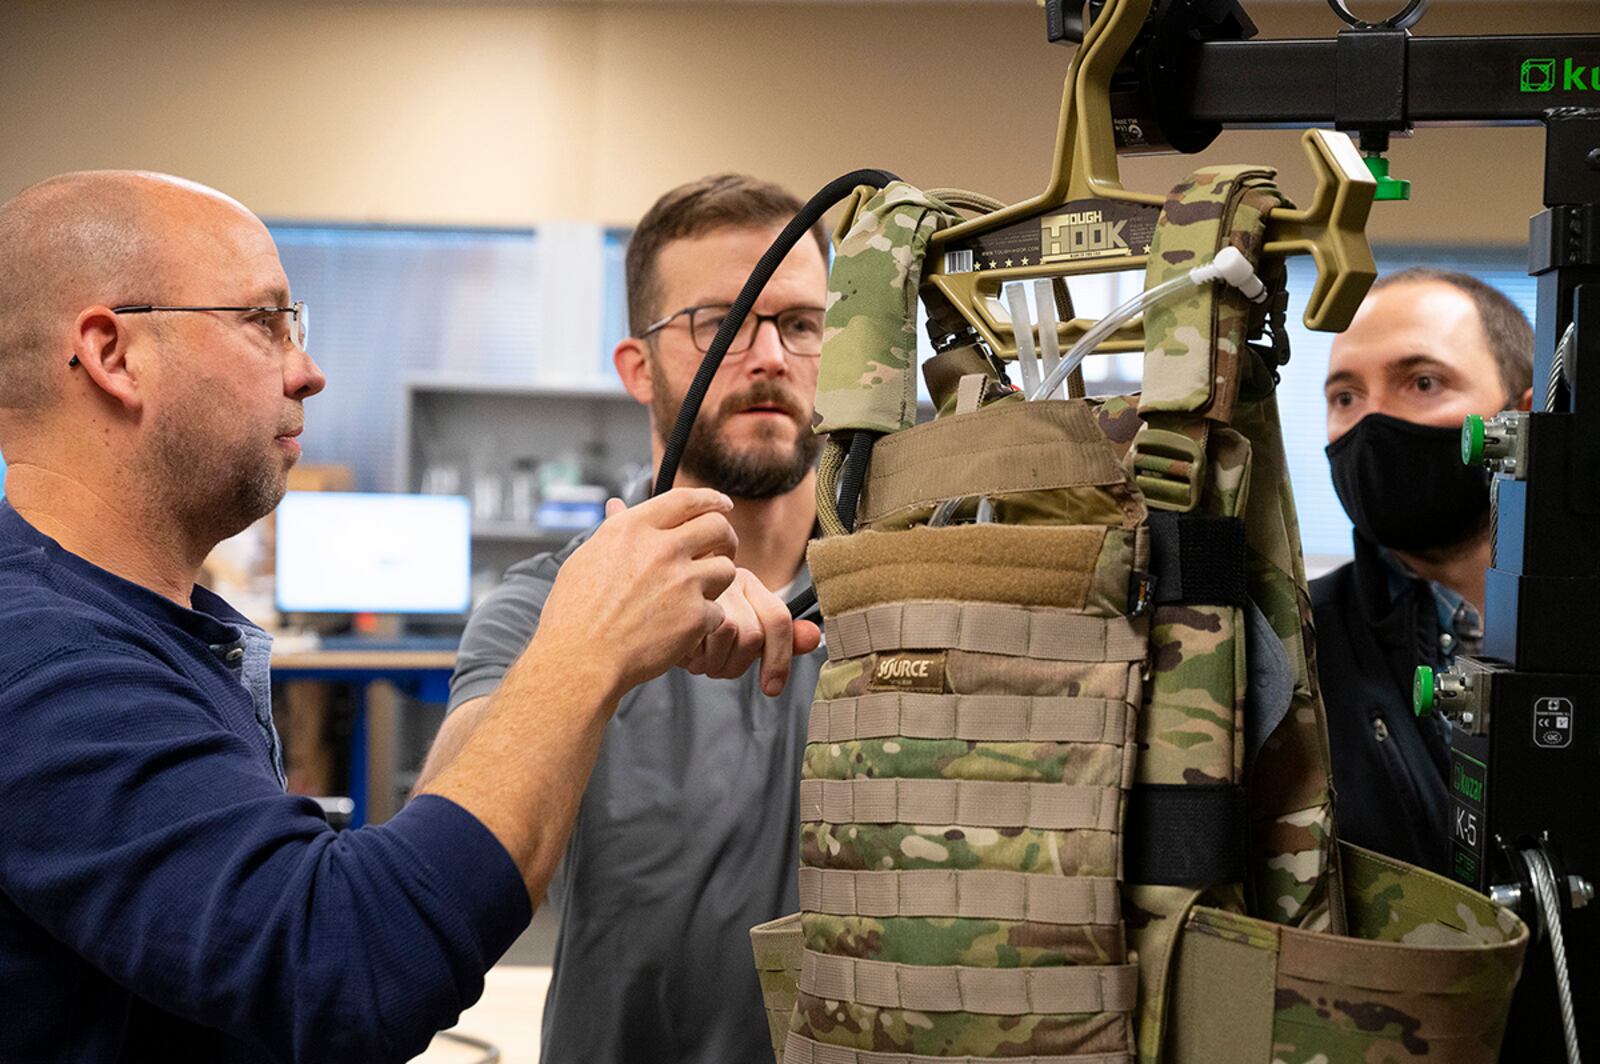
[450,519,821,1064]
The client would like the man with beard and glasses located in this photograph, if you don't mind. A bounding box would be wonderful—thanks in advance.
[1312,268,1533,875]
[0,170,810,1062]
[417,173,829,1062]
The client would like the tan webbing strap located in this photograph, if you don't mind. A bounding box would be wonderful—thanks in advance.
[809,693,1131,745]
[825,602,1146,663]
[857,400,1129,527]
[798,868,1121,925]
[954,373,986,416]
[783,1031,1133,1064]
[800,951,1139,1015]
[1277,926,1498,992]
[1163,927,1275,1064]
[800,778,1120,831]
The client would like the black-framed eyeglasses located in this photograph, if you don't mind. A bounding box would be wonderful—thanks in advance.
[637,303,825,358]
[68,302,310,368]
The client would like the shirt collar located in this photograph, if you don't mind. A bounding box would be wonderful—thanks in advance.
[1375,542,1483,660]
[1,498,256,646]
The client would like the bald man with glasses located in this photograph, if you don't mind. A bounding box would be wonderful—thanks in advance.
[0,170,811,1062]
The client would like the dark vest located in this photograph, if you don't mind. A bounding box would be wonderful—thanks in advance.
[1310,534,1452,875]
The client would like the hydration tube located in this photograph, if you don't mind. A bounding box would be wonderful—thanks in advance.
[1029,246,1266,402]
[651,168,899,619]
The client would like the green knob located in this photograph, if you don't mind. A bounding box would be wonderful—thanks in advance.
[1363,155,1411,202]
[1414,666,1436,717]
[1462,414,1485,466]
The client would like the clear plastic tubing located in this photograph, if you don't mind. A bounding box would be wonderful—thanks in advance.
[1028,247,1266,402]
[930,248,1265,528]
[1006,283,1042,396]
[1033,278,1063,400]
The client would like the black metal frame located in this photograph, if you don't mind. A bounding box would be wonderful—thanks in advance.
[1042,2,1599,1057]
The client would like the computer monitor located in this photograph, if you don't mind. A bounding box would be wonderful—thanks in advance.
[274,491,471,615]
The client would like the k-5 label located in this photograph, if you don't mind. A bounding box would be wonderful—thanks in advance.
[1521,57,1600,93]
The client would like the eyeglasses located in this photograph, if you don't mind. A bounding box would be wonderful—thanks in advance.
[116,303,309,350]
[68,302,310,367]
[638,303,825,358]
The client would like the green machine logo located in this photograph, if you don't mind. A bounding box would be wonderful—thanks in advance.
[1522,57,1600,93]
[1522,58,1558,92]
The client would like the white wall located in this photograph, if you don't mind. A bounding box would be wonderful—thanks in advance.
[4,1,1591,241]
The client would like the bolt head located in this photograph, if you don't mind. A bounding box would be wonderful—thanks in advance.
[1588,148,1600,171]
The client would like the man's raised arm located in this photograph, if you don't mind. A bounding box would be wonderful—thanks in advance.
[418,488,741,901]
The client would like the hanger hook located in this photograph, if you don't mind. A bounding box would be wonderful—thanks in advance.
[1325,0,1429,30]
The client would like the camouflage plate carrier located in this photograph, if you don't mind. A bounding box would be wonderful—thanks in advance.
[750,173,1529,1064]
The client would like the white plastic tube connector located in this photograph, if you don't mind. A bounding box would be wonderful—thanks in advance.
[1187,246,1267,304]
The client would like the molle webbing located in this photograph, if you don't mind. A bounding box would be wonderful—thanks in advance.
[783,1035,1133,1064]
[787,420,1148,1063]
[801,778,1122,831]
[798,869,1121,924]
[799,954,1138,1014]
[824,602,1146,664]
[809,693,1130,745]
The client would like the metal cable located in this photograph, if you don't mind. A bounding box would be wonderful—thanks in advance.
[648,168,897,620]
[1489,478,1500,569]
[1526,847,1584,1064]
[1548,322,1576,414]
[653,168,897,500]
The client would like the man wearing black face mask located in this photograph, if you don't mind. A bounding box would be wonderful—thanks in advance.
[1312,268,1533,874]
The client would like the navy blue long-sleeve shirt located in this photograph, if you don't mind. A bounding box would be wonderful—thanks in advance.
[0,501,531,1061]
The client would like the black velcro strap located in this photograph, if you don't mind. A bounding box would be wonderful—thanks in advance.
[1148,512,1248,607]
[1123,783,1249,887]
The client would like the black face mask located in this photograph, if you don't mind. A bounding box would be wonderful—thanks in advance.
[1326,412,1492,553]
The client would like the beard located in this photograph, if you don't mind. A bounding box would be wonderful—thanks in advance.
[650,361,821,500]
[146,403,291,546]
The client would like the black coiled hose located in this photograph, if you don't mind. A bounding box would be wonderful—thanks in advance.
[652,168,898,618]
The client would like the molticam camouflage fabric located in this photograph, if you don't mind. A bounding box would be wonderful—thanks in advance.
[813,183,965,437]
[751,172,1527,1064]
